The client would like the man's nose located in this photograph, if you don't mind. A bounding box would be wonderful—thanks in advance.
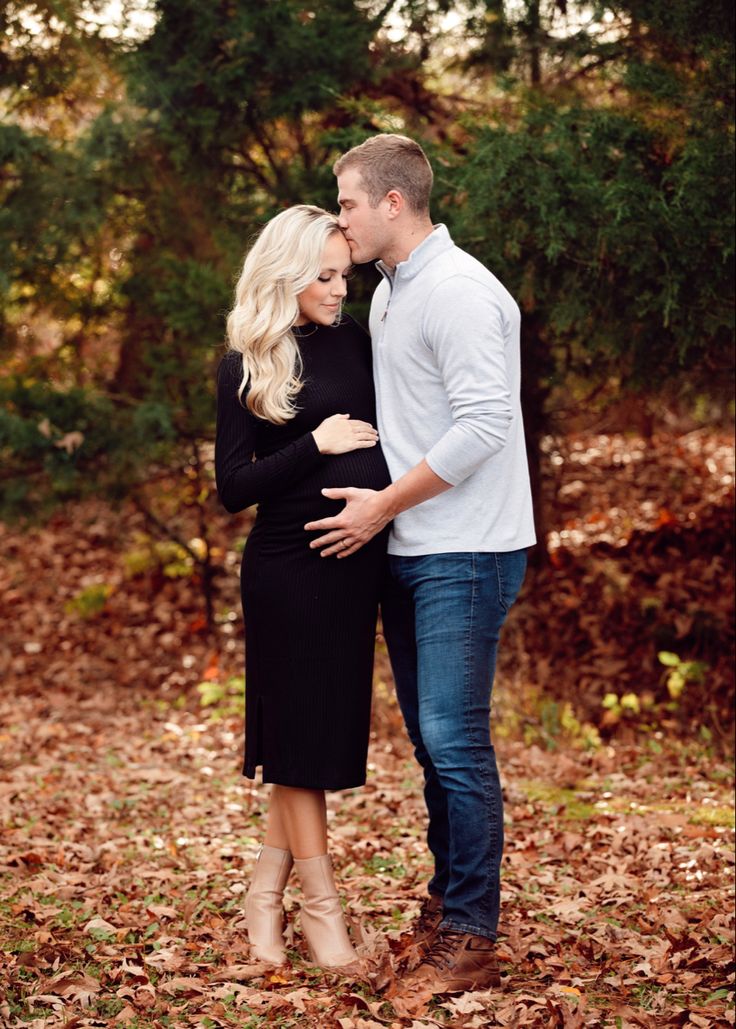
[337,211,348,230]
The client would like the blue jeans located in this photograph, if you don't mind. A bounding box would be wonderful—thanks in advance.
[381,550,527,941]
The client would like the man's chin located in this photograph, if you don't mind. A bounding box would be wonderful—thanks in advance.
[347,241,368,263]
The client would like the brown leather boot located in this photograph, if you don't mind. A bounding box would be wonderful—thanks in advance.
[395,893,444,969]
[403,928,501,994]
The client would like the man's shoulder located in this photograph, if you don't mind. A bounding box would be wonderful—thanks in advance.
[425,247,518,313]
[440,244,503,286]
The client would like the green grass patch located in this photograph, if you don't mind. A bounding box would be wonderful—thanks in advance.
[689,805,735,828]
[517,781,599,820]
[94,997,126,1018]
[363,852,406,878]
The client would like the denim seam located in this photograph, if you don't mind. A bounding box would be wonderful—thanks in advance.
[467,554,497,935]
[441,917,497,943]
[486,555,502,933]
[494,552,509,614]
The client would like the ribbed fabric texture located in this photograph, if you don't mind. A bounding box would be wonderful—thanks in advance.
[215,316,391,790]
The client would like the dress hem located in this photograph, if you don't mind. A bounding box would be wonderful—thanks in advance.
[243,767,367,792]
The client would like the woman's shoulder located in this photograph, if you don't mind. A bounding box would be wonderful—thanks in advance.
[339,310,374,356]
[217,348,244,382]
[337,312,370,344]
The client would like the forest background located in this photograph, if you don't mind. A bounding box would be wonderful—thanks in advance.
[0,2,735,1027]
[2,0,733,736]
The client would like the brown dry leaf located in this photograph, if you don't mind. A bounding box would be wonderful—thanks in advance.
[113,1004,138,1024]
[389,985,434,1019]
[142,947,187,972]
[83,916,117,936]
[440,993,488,1016]
[158,976,208,995]
[145,902,178,919]
[214,961,276,979]
[47,972,102,1009]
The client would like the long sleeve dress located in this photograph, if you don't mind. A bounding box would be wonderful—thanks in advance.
[215,315,392,790]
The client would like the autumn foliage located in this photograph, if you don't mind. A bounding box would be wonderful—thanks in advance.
[1,430,733,1026]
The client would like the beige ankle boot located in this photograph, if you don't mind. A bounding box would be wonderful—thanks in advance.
[245,845,293,963]
[294,854,358,969]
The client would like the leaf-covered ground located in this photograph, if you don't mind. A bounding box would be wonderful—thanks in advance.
[1,429,734,1027]
[1,681,733,1028]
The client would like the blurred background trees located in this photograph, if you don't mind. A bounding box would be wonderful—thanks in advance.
[2,0,733,518]
[1,0,733,737]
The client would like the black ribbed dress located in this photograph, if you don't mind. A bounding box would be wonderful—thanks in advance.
[215,315,391,790]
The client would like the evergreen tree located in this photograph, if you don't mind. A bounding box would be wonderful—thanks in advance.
[1,0,732,558]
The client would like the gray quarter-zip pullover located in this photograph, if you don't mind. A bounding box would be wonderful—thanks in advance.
[368,224,536,555]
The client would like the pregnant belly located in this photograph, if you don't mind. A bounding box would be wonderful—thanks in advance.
[254,445,391,538]
[317,445,391,490]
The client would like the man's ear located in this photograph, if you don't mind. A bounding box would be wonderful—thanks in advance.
[385,189,404,219]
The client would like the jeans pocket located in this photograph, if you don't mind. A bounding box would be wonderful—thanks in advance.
[495,549,527,614]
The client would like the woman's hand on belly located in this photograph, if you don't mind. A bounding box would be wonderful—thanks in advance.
[312,414,379,455]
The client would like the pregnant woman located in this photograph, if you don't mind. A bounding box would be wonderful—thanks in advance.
[215,205,391,971]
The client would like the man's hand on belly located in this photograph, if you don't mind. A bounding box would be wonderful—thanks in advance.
[305,486,396,558]
[305,462,452,558]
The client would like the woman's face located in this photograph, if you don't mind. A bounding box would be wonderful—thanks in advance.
[296,232,352,326]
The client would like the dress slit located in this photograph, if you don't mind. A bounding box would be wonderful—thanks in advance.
[254,694,264,768]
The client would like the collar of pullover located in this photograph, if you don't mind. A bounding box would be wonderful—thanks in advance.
[375,223,453,286]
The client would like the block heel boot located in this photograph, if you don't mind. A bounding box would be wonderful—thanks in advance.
[294,854,358,969]
[244,845,293,964]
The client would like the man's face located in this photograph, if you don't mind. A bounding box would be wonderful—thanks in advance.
[336,167,390,264]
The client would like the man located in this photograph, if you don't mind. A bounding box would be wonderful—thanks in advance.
[304,134,535,993]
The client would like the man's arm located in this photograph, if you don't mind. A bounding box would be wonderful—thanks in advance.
[305,459,451,558]
[306,275,513,557]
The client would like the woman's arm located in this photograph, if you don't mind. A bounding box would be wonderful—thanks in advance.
[214,354,324,514]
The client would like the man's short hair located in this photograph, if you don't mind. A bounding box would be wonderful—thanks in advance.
[333,134,433,213]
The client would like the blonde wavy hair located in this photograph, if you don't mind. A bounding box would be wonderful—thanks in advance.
[226,205,342,424]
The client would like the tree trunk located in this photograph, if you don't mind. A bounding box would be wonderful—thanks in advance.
[520,314,552,564]
[528,0,542,86]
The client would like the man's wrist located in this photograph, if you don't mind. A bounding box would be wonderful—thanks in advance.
[380,482,402,521]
